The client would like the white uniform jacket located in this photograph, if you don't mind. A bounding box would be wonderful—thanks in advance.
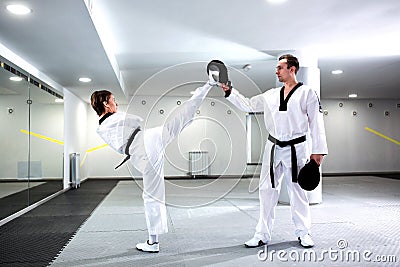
[227,84,328,167]
[96,112,143,155]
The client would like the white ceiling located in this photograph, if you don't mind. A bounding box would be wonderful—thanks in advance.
[0,0,399,104]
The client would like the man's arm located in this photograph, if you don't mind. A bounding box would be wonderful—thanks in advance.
[221,83,265,113]
[306,89,328,166]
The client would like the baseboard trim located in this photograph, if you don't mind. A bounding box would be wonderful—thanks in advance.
[87,174,259,180]
[323,171,400,177]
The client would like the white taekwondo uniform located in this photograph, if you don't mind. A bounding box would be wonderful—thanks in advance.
[97,83,213,235]
[226,83,328,241]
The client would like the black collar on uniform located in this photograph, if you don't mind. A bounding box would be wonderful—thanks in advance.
[99,112,115,125]
[279,82,303,111]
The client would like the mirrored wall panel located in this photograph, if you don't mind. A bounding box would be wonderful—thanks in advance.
[0,57,64,221]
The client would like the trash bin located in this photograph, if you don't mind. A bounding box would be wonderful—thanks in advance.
[70,153,80,189]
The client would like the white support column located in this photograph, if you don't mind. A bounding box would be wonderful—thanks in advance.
[278,51,323,205]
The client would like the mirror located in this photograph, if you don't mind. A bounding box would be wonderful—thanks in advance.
[0,58,64,221]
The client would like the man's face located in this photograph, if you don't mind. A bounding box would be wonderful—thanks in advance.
[275,59,292,83]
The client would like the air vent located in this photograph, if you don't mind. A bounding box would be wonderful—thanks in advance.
[0,59,63,100]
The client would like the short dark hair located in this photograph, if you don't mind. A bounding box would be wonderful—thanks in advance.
[91,90,112,116]
[278,54,300,74]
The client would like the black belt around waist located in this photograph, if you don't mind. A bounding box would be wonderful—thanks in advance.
[268,135,306,188]
[115,127,141,169]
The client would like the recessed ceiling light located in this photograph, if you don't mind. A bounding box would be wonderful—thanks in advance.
[79,77,92,83]
[6,4,32,15]
[10,76,23,82]
[331,69,343,75]
[267,0,287,4]
[349,94,358,98]
[55,98,64,103]
[190,91,195,95]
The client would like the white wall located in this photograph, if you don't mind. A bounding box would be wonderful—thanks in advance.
[0,94,30,178]
[63,89,89,188]
[322,99,400,173]
[29,103,64,178]
[0,94,63,179]
[84,96,400,178]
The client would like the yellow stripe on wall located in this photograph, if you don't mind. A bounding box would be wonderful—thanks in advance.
[86,144,109,152]
[80,144,109,167]
[20,129,64,145]
[365,127,400,146]
[20,129,110,167]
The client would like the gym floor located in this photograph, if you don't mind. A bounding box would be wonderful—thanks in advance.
[1,176,399,266]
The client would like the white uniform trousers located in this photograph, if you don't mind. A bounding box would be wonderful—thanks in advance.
[255,147,311,241]
[136,83,213,235]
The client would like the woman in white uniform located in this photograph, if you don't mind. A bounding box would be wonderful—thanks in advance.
[91,72,216,253]
[221,54,328,248]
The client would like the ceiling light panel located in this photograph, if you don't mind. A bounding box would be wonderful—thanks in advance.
[79,77,92,83]
[6,4,32,15]
[331,70,343,75]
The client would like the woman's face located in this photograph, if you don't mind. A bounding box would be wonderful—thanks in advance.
[104,94,118,113]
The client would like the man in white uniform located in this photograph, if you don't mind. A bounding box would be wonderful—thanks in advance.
[91,68,218,253]
[221,54,328,248]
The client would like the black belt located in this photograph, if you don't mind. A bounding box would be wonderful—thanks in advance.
[115,127,141,169]
[268,135,306,188]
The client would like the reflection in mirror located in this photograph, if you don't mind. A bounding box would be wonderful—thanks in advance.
[0,64,30,219]
[0,58,64,221]
[28,73,64,208]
